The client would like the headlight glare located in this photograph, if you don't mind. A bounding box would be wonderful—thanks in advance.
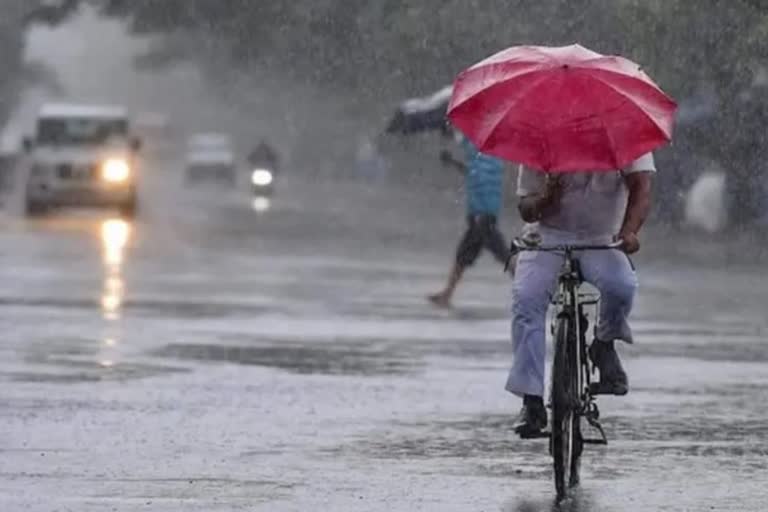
[251,168,273,187]
[102,159,131,183]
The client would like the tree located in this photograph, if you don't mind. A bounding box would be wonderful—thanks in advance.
[44,0,768,225]
[0,1,83,128]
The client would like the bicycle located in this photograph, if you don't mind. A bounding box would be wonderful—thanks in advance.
[512,237,624,501]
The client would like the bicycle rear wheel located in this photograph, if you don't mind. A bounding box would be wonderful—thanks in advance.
[551,313,583,500]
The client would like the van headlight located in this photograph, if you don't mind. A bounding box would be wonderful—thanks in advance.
[102,159,131,183]
[251,168,273,187]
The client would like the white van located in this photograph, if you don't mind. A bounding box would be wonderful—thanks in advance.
[24,103,141,217]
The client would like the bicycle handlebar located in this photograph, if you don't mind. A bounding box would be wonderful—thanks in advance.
[512,237,625,253]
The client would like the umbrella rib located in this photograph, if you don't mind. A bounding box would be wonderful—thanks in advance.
[474,72,554,148]
[579,70,662,167]
[597,111,620,170]
[579,70,674,140]
[451,67,548,112]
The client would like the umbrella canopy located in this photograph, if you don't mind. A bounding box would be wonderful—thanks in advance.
[386,86,452,135]
[447,44,677,172]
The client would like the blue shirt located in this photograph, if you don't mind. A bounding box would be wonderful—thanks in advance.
[460,136,504,215]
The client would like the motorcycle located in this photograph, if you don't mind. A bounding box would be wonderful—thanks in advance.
[247,141,279,212]
[249,165,274,213]
[250,166,274,197]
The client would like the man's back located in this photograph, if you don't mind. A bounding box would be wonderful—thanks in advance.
[516,153,656,241]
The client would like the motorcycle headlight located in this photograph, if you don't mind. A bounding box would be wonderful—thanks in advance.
[251,168,273,187]
[102,159,131,183]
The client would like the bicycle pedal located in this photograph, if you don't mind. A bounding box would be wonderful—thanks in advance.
[517,430,551,440]
[589,382,628,396]
[585,413,609,445]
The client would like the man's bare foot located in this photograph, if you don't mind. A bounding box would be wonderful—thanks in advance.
[428,292,452,308]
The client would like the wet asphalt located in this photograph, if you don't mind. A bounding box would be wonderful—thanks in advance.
[0,164,767,511]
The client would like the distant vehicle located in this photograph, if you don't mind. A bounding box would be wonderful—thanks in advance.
[249,166,274,197]
[185,133,236,184]
[189,133,233,150]
[23,103,141,218]
[247,140,279,197]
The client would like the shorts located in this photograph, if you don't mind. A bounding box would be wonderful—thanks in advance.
[455,214,511,268]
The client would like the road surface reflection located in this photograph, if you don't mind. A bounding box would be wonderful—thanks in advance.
[251,196,271,213]
[100,218,130,320]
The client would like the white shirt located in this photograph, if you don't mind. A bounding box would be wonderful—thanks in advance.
[517,153,656,243]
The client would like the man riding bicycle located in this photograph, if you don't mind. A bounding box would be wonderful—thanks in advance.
[508,153,656,437]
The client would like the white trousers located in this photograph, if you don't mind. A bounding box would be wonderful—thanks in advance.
[505,249,638,398]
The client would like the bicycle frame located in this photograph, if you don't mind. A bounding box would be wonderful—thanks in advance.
[512,238,621,498]
[513,237,622,417]
[550,247,605,442]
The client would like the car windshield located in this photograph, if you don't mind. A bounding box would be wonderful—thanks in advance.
[36,117,129,146]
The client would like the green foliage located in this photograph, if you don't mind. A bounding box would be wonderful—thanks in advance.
[83,0,765,100]
[0,1,36,125]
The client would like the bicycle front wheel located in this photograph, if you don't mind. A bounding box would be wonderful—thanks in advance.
[551,313,582,500]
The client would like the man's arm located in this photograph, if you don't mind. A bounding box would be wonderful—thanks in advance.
[518,175,562,223]
[618,171,654,254]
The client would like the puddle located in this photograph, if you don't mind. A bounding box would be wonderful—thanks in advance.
[16,337,190,383]
[0,296,275,319]
[333,409,768,477]
[603,414,768,445]
[633,341,768,362]
[502,491,603,512]
[154,342,418,376]
[331,414,545,461]
[77,477,298,505]
[3,361,189,384]
[336,302,508,322]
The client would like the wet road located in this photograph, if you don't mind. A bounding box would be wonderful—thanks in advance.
[1,167,767,511]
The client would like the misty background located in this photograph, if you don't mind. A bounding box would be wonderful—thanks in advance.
[3,0,768,233]
[2,5,768,510]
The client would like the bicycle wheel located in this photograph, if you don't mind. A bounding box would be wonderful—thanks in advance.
[551,313,582,500]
